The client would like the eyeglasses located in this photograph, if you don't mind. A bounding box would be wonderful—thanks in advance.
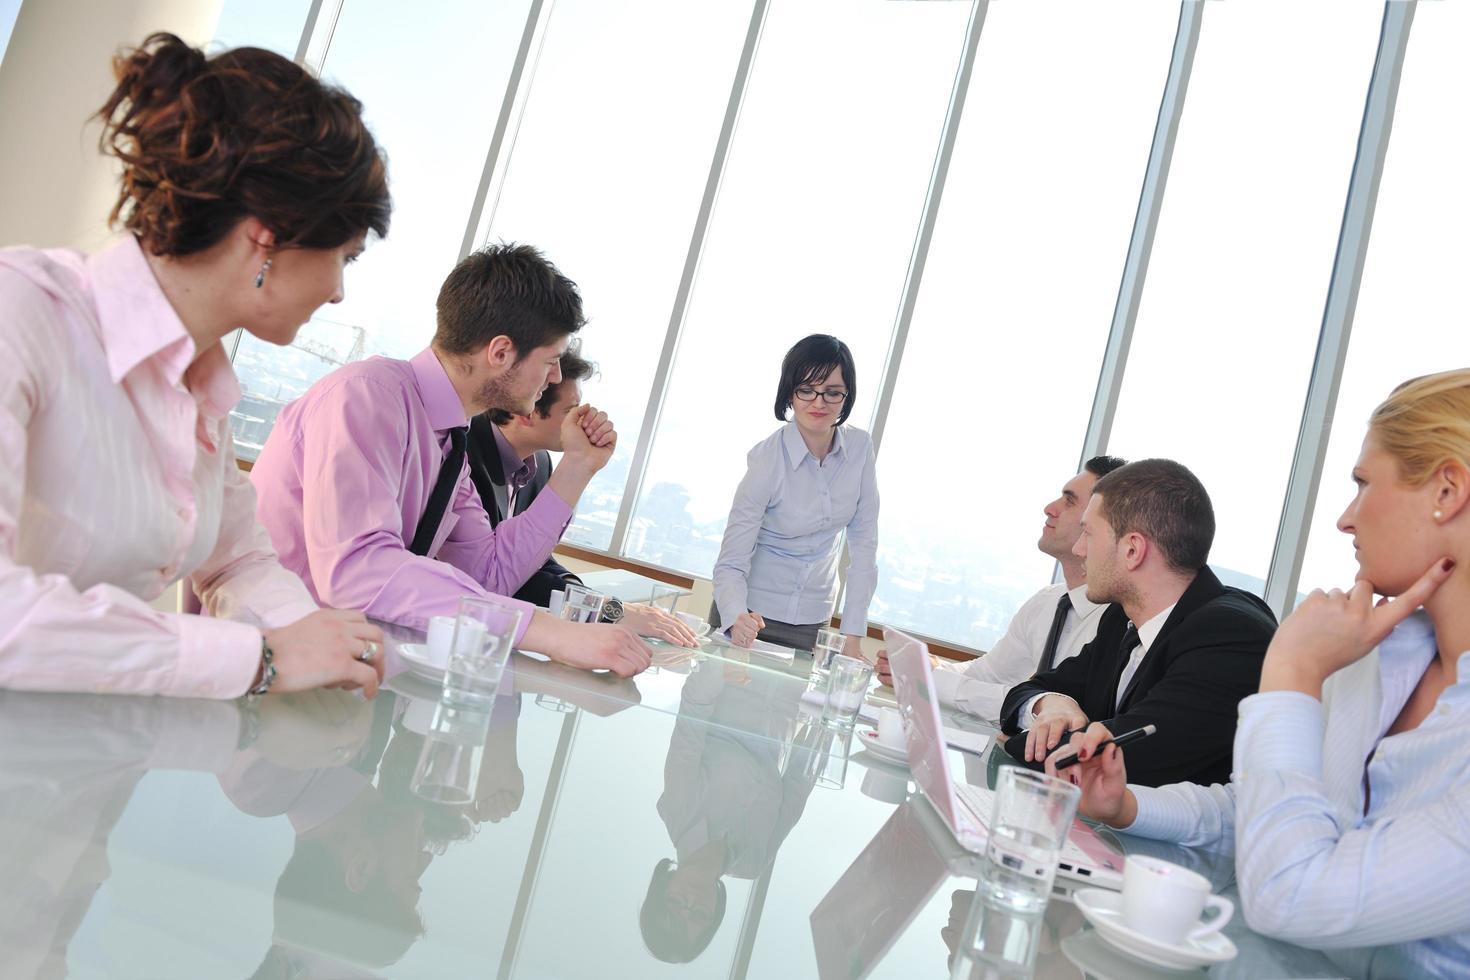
[793,387,849,405]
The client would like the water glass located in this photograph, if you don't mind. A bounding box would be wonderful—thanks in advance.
[785,717,852,790]
[810,626,846,683]
[821,654,873,731]
[980,767,1081,915]
[410,700,493,804]
[649,583,682,615]
[442,595,523,706]
[558,584,607,625]
[949,897,1045,980]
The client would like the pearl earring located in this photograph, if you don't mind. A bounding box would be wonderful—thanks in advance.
[1434,509,1444,521]
[253,258,273,289]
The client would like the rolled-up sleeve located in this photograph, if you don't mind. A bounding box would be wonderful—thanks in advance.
[436,467,572,600]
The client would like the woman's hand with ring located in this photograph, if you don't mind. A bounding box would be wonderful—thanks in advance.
[262,609,385,697]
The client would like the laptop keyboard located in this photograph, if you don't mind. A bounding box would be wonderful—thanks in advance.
[955,782,997,823]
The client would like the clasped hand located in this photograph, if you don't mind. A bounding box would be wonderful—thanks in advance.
[1024,694,1089,762]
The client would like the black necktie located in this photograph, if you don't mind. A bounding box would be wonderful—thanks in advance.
[1037,592,1073,673]
[409,425,468,557]
[1114,625,1143,705]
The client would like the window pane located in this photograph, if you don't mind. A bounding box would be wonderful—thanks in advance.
[625,0,974,576]
[229,0,534,458]
[867,0,1178,649]
[483,0,753,551]
[1106,0,1384,595]
[0,0,21,67]
[211,0,311,56]
[1298,2,1470,595]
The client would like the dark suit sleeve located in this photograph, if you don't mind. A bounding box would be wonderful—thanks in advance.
[1095,603,1272,787]
[512,559,583,607]
[999,630,1109,735]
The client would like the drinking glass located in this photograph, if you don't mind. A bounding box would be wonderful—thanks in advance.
[980,767,1081,915]
[558,584,607,625]
[785,717,852,790]
[821,654,873,731]
[442,594,523,706]
[649,583,682,615]
[949,898,1045,980]
[951,769,1079,979]
[810,626,846,684]
[410,699,493,804]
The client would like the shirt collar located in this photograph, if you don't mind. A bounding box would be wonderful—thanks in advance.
[410,348,471,432]
[780,421,845,470]
[88,235,240,418]
[491,424,536,490]
[1066,582,1101,617]
[1133,602,1177,654]
[1377,609,1444,711]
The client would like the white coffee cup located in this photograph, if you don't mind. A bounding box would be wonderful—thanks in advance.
[425,615,457,667]
[1121,855,1234,946]
[876,706,906,749]
[675,610,708,635]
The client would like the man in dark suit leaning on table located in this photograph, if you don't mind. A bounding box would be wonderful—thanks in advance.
[999,458,1276,787]
[466,345,594,606]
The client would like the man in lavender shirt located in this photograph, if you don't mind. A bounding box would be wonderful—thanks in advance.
[252,245,652,676]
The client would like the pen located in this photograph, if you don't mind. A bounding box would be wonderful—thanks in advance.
[1052,723,1157,770]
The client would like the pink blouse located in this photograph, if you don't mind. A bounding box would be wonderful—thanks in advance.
[0,236,318,698]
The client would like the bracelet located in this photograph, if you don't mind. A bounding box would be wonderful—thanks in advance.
[247,636,277,697]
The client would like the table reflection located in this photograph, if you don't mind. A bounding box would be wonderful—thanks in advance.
[0,646,1457,978]
[644,656,819,964]
[228,690,530,976]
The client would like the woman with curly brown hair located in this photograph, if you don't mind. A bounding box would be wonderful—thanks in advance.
[0,33,393,699]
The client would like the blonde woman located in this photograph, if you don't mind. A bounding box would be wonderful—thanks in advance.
[1053,370,1470,967]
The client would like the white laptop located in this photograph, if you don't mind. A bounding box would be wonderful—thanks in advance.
[885,627,1125,890]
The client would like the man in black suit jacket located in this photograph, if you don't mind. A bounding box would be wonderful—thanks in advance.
[1000,459,1276,787]
[465,349,593,607]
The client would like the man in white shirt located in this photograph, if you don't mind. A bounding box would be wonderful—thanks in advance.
[875,456,1126,722]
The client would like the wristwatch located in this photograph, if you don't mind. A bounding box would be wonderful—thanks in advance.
[599,596,625,624]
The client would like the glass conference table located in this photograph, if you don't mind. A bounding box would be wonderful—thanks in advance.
[0,631,1431,978]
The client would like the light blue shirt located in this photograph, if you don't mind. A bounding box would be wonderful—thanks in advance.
[1126,610,1470,968]
[713,423,879,635]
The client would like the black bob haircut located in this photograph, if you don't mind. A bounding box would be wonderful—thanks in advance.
[773,334,857,426]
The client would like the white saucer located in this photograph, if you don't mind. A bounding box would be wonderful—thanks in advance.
[857,728,910,767]
[397,642,447,683]
[1061,930,1206,980]
[1073,888,1236,970]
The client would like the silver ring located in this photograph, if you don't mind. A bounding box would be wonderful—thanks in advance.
[358,641,378,663]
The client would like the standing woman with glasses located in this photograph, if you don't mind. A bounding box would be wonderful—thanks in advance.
[712,335,879,659]
[0,33,392,699]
